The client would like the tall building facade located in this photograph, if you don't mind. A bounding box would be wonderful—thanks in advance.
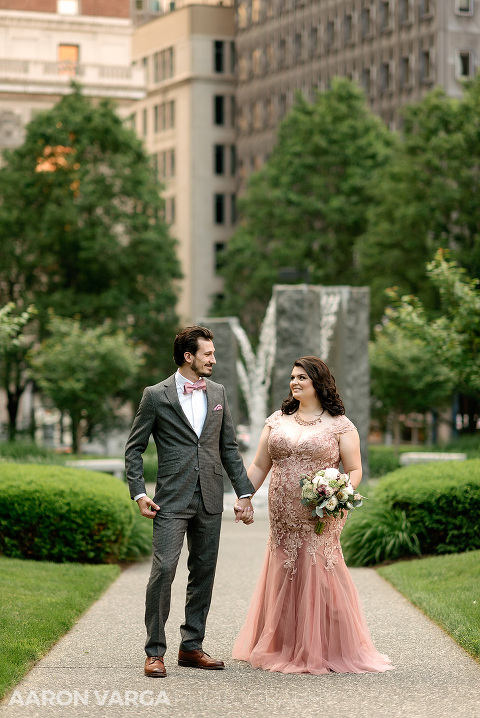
[235,0,480,185]
[131,1,236,322]
[0,0,144,153]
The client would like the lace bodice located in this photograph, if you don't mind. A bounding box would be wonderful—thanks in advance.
[265,410,357,577]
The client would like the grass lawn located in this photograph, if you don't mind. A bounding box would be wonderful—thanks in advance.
[0,557,120,700]
[377,550,480,660]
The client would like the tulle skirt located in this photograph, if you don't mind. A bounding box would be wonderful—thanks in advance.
[232,540,393,674]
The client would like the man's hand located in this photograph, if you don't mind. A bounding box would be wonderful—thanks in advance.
[234,497,254,524]
[137,496,160,519]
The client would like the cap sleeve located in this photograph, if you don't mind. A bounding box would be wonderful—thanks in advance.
[334,415,357,435]
[265,410,282,428]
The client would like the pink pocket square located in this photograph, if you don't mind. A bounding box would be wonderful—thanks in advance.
[213,404,223,411]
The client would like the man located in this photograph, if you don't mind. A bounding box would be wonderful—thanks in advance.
[125,326,254,678]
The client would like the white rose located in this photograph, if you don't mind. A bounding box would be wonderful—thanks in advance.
[345,484,354,495]
[336,488,349,502]
[324,496,338,511]
[323,468,339,480]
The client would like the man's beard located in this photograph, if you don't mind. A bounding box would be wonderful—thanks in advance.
[191,357,212,377]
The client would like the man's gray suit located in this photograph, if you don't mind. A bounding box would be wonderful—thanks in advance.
[125,373,254,657]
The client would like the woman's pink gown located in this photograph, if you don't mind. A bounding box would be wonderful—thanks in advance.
[232,411,393,674]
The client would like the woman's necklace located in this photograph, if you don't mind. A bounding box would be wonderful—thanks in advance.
[294,409,325,426]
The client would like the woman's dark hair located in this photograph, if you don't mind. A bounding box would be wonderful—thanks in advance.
[173,325,214,366]
[281,356,345,417]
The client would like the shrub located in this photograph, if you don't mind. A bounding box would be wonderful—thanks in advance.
[0,464,135,563]
[368,445,401,477]
[374,459,480,555]
[341,503,421,566]
[0,441,65,464]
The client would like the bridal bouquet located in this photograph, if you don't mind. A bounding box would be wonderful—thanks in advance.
[300,467,365,534]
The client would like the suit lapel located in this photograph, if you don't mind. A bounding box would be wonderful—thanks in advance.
[201,381,219,437]
[163,376,196,434]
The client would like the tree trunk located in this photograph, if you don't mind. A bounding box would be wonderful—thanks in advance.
[70,414,82,454]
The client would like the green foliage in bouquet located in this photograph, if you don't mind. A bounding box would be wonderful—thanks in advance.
[0,464,135,563]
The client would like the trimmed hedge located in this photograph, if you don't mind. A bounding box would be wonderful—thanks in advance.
[0,464,135,563]
[374,459,480,555]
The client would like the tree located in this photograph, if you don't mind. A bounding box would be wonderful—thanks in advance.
[29,315,143,453]
[0,85,181,435]
[213,78,394,335]
[359,76,480,324]
[370,250,480,440]
[0,303,37,440]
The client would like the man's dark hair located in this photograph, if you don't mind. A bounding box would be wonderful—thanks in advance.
[173,326,214,366]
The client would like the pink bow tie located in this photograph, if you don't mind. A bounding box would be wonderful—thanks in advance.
[183,378,207,394]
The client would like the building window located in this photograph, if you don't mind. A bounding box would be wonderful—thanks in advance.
[252,48,262,76]
[362,67,371,95]
[214,95,225,125]
[344,15,352,45]
[230,95,236,127]
[57,0,78,14]
[456,0,474,14]
[252,0,260,23]
[279,38,287,68]
[166,196,175,224]
[420,0,432,17]
[309,27,318,57]
[58,44,79,74]
[294,33,302,62]
[170,148,175,178]
[326,21,335,49]
[230,41,236,73]
[231,194,237,225]
[214,194,225,224]
[214,41,224,73]
[399,0,412,23]
[154,104,159,132]
[380,2,392,31]
[142,108,148,137]
[420,50,431,81]
[214,144,225,175]
[458,50,474,77]
[361,8,371,38]
[380,62,391,91]
[215,242,226,271]
[279,93,287,120]
[142,57,149,84]
[168,100,175,129]
[230,145,236,175]
[400,56,411,86]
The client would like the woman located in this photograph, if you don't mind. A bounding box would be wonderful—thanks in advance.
[233,356,392,674]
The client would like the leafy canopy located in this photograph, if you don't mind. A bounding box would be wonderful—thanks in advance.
[213,78,394,334]
[0,84,181,381]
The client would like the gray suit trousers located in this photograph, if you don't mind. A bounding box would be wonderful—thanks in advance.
[144,483,222,657]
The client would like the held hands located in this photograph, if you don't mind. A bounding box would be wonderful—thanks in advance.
[137,496,160,519]
[234,497,254,525]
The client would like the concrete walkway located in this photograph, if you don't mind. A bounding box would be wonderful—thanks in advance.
[1,516,480,718]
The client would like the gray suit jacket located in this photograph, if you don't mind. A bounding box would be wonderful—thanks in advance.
[125,374,254,514]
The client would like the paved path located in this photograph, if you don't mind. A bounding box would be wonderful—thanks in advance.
[2,516,480,718]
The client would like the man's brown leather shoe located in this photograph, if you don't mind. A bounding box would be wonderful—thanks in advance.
[178,649,225,670]
[144,656,167,677]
